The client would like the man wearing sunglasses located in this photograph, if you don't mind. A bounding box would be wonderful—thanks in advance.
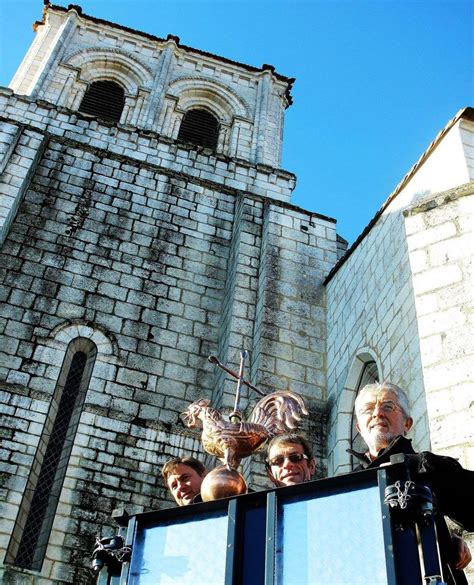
[350,382,473,583]
[265,433,316,487]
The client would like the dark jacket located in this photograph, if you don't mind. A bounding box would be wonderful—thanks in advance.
[348,435,474,584]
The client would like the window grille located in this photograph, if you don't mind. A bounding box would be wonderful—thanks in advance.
[78,80,125,123]
[177,109,219,150]
[10,340,96,570]
[350,361,379,464]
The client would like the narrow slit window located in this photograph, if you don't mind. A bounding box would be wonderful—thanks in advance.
[7,339,96,571]
[177,109,219,150]
[78,80,125,123]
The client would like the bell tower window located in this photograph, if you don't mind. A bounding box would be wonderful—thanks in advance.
[78,80,125,123]
[177,109,219,150]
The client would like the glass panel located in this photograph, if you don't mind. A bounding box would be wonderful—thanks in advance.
[277,485,387,585]
[129,512,228,585]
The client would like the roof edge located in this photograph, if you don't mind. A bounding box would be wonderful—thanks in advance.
[323,106,474,285]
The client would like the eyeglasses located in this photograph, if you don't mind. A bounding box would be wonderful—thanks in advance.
[358,401,402,417]
[268,453,309,467]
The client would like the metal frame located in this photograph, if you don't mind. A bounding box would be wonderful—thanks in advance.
[97,463,446,584]
[377,469,398,584]
[266,468,396,585]
[225,499,238,585]
[264,491,277,585]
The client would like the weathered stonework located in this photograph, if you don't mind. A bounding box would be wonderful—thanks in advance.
[0,23,335,577]
[10,4,292,169]
[0,3,472,583]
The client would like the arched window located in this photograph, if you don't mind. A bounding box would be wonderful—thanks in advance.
[7,338,96,571]
[177,109,219,150]
[78,80,125,123]
[350,361,379,465]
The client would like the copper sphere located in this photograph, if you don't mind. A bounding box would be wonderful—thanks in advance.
[200,465,248,502]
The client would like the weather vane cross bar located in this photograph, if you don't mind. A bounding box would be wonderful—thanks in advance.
[208,354,267,397]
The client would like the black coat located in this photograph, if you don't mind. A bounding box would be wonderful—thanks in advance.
[348,435,474,584]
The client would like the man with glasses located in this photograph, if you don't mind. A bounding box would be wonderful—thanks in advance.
[351,381,413,463]
[265,433,316,487]
[350,382,472,583]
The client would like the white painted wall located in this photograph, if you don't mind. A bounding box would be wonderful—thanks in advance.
[326,115,473,476]
[404,183,474,469]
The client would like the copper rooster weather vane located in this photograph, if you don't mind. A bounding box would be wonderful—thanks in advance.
[181,351,309,501]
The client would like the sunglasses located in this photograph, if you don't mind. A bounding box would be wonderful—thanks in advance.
[268,453,309,467]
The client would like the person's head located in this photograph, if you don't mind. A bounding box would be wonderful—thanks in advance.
[266,434,316,488]
[355,382,413,458]
[162,456,207,506]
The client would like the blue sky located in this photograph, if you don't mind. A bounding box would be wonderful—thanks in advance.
[0,0,472,244]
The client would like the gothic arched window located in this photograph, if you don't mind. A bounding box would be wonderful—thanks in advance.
[177,109,219,150]
[7,338,96,571]
[350,361,379,466]
[78,80,125,123]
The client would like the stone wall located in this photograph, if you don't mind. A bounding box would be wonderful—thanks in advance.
[3,4,472,580]
[404,179,474,585]
[404,180,474,583]
[325,114,474,476]
[404,182,474,468]
[0,90,336,582]
[325,205,426,475]
[0,373,202,584]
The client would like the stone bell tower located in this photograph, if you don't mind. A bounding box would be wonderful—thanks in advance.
[10,3,291,168]
[0,3,341,583]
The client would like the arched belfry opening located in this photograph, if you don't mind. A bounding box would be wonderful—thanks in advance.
[177,108,220,150]
[78,80,125,123]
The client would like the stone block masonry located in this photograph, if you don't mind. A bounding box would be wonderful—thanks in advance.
[0,123,47,247]
[324,112,474,478]
[0,91,337,582]
[4,5,471,583]
[325,203,428,475]
[0,383,202,584]
[10,4,293,169]
[404,183,474,469]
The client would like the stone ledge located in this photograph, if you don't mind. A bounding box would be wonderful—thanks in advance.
[403,181,474,217]
[0,91,296,198]
[0,109,336,224]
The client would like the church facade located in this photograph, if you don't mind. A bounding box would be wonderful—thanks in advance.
[0,3,472,583]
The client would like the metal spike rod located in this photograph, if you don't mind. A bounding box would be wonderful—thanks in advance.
[208,354,266,396]
[229,350,247,422]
